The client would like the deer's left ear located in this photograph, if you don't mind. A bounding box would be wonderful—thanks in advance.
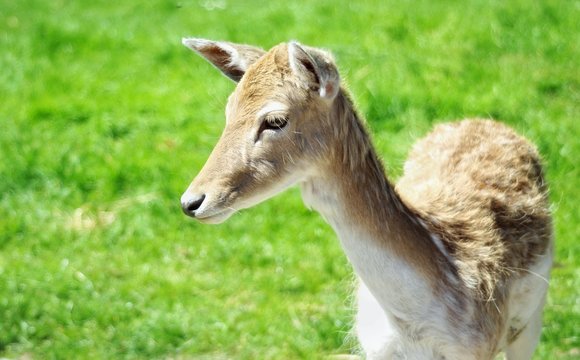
[288,41,340,100]
[182,38,266,82]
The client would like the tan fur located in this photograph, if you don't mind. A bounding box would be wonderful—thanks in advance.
[399,120,551,298]
[397,120,552,355]
[180,39,553,359]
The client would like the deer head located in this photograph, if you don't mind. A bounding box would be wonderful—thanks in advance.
[180,39,340,223]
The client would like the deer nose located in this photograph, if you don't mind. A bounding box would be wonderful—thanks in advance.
[181,193,206,217]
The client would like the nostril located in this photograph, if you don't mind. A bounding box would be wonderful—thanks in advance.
[184,194,206,214]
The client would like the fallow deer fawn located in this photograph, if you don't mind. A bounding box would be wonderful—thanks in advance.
[180,39,553,360]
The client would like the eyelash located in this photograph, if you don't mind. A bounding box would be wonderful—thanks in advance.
[259,114,289,134]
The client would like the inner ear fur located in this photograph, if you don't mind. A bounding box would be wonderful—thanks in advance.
[288,41,340,100]
[182,38,266,82]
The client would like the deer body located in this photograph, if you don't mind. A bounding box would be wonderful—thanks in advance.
[180,39,553,359]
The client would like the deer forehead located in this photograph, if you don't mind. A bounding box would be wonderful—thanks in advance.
[225,81,291,124]
[226,95,288,124]
[223,44,307,124]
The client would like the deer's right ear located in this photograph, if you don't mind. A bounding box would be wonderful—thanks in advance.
[182,38,266,82]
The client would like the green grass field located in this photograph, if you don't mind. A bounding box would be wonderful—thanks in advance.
[1,0,578,358]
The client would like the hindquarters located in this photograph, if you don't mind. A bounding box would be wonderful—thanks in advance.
[394,119,552,357]
[397,119,552,299]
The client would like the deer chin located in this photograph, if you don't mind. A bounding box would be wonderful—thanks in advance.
[194,207,236,224]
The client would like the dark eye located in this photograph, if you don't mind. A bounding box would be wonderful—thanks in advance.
[265,115,288,130]
[259,114,288,134]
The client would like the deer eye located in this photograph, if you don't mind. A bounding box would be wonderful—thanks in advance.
[258,114,288,136]
[265,114,288,130]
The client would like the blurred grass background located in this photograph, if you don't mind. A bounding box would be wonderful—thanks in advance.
[0,0,578,358]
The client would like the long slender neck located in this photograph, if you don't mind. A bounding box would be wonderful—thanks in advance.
[300,90,448,310]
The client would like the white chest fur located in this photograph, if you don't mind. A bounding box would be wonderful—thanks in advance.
[301,178,452,348]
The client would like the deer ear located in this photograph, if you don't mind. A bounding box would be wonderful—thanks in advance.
[288,41,340,100]
[182,38,266,82]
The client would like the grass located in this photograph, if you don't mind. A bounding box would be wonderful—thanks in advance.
[0,0,578,358]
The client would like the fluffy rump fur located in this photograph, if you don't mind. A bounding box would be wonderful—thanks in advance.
[398,120,552,299]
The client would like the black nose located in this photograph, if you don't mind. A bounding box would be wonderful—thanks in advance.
[182,194,206,216]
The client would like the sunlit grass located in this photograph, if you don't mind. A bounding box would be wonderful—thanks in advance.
[0,0,578,358]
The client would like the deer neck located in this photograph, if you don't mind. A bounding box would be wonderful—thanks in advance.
[300,90,448,312]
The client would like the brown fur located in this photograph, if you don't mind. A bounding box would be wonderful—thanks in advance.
[398,120,551,299]
[397,120,552,354]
